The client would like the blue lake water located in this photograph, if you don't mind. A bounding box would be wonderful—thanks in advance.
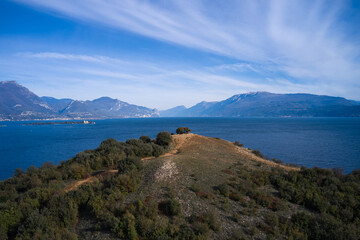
[0,117,360,180]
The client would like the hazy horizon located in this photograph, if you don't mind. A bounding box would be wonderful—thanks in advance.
[1,0,360,109]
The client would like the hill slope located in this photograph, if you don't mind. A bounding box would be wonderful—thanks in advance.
[159,105,187,117]
[41,96,73,112]
[0,81,56,120]
[1,131,359,239]
[161,92,360,117]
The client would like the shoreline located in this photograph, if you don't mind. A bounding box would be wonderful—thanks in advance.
[2,116,360,122]
[22,120,95,126]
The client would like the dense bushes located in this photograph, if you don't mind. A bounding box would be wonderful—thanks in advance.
[284,211,360,240]
[267,167,360,238]
[270,167,360,222]
[0,131,173,240]
[61,134,171,177]
[213,162,360,239]
[118,156,142,174]
[216,166,279,211]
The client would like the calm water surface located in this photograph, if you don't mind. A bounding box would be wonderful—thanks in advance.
[1,117,359,180]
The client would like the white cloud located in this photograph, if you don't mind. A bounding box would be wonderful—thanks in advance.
[17,52,128,65]
[13,0,360,87]
[4,0,360,107]
[20,52,104,62]
[207,63,261,73]
[10,50,351,109]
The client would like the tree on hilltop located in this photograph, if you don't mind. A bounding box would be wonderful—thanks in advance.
[176,127,191,134]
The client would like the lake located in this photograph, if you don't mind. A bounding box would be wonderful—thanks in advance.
[1,117,360,180]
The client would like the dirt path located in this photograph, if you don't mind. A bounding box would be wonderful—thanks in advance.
[63,170,118,193]
[63,178,96,193]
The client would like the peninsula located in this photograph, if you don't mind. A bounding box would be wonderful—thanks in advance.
[0,130,359,239]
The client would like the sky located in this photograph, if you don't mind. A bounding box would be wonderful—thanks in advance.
[0,0,359,109]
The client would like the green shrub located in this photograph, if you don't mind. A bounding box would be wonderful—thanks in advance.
[68,163,85,179]
[111,174,139,193]
[190,183,200,193]
[272,158,283,164]
[159,199,181,216]
[251,150,264,158]
[201,212,219,231]
[176,224,196,239]
[99,138,118,150]
[192,221,209,235]
[217,183,230,197]
[122,212,138,240]
[151,143,165,157]
[118,156,142,174]
[156,131,172,147]
[234,141,244,147]
[139,135,151,143]
[47,195,78,228]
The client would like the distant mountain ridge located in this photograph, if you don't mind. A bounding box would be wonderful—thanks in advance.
[160,92,360,117]
[58,97,158,119]
[0,81,159,120]
[2,81,360,120]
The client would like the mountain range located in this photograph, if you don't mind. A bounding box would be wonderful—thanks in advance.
[160,92,360,117]
[1,81,360,120]
[0,81,159,120]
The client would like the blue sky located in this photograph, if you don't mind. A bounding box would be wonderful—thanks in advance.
[1,0,360,109]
